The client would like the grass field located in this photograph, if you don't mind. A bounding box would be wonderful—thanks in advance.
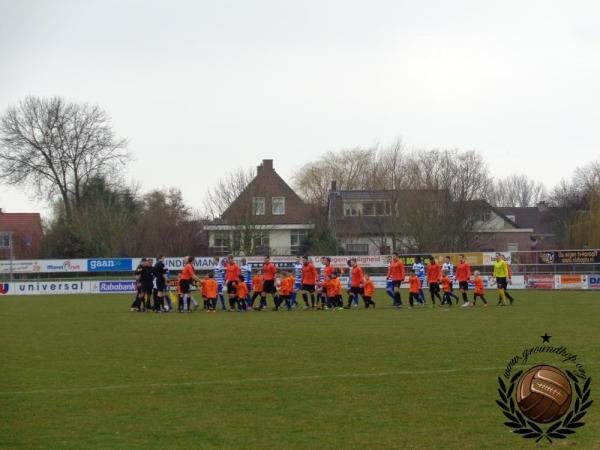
[1,290,599,449]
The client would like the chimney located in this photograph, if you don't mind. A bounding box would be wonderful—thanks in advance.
[331,180,337,191]
[537,201,549,212]
[256,163,263,175]
[262,159,273,171]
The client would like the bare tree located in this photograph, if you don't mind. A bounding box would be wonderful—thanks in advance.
[0,96,128,220]
[203,167,256,219]
[549,158,600,247]
[292,147,377,206]
[487,174,547,207]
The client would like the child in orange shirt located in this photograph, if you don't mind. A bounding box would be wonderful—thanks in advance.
[250,271,264,309]
[199,275,209,311]
[363,275,376,309]
[233,275,249,312]
[441,270,453,307]
[205,272,218,312]
[408,269,421,308]
[275,271,293,311]
[325,272,343,309]
[472,270,488,307]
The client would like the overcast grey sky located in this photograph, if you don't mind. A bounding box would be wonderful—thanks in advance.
[1,0,599,217]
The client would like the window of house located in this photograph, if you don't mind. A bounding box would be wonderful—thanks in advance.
[272,197,285,215]
[343,202,360,216]
[507,243,519,252]
[345,243,369,255]
[0,233,11,249]
[252,197,265,215]
[361,202,391,216]
[290,229,308,255]
[362,202,375,216]
[213,231,230,255]
[377,202,392,216]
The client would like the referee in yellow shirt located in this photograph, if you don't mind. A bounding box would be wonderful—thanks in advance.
[492,252,515,306]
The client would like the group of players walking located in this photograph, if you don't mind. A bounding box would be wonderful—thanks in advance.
[130,252,515,313]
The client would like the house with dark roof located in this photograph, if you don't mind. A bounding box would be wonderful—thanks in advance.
[496,203,563,249]
[204,160,314,255]
[327,182,535,254]
[0,209,43,258]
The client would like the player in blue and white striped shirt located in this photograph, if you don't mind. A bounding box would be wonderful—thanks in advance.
[442,256,459,304]
[412,257,427,305]
[211,256,227,310]
[240,258,253,310]
[290,257,303,308]
[318,258,326,308]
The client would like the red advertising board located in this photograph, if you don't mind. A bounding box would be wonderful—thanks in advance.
[526,274,555,289]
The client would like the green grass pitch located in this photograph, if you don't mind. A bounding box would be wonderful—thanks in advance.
[1,290,599,449]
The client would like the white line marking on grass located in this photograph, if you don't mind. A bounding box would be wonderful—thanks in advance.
[0,364,559,396]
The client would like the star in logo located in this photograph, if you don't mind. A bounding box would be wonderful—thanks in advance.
[541,333,552,343]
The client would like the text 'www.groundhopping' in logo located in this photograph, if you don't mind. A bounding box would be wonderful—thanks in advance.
[497,333,593,444]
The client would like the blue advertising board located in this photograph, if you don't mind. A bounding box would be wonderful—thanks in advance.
[98,281,137,293]
[87,258,133,272]
[588,275,600,289]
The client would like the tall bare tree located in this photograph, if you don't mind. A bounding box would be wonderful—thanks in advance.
[292,147,377,206]
[487,174,547,207]
[203,167,256,219]
[550,158,600,247]
[0,96,128,220]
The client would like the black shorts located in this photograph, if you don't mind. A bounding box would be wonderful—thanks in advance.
[301,283,316,293]
[156,280,166,292]
[497,277,508,290]
[179,279,191,294]
[392,280,402,288]
[226,280,236,294]
[350,286,364,295]
[141,283,153,295]
[459,281,469,291]
[429,282,440,293]
[263,279,277,294]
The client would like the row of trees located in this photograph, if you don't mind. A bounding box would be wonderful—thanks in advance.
[292,142,600,250]
[292,140,548,208]
[43,178,205,257]
[291,142,547,251]
[1,96,599,256]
